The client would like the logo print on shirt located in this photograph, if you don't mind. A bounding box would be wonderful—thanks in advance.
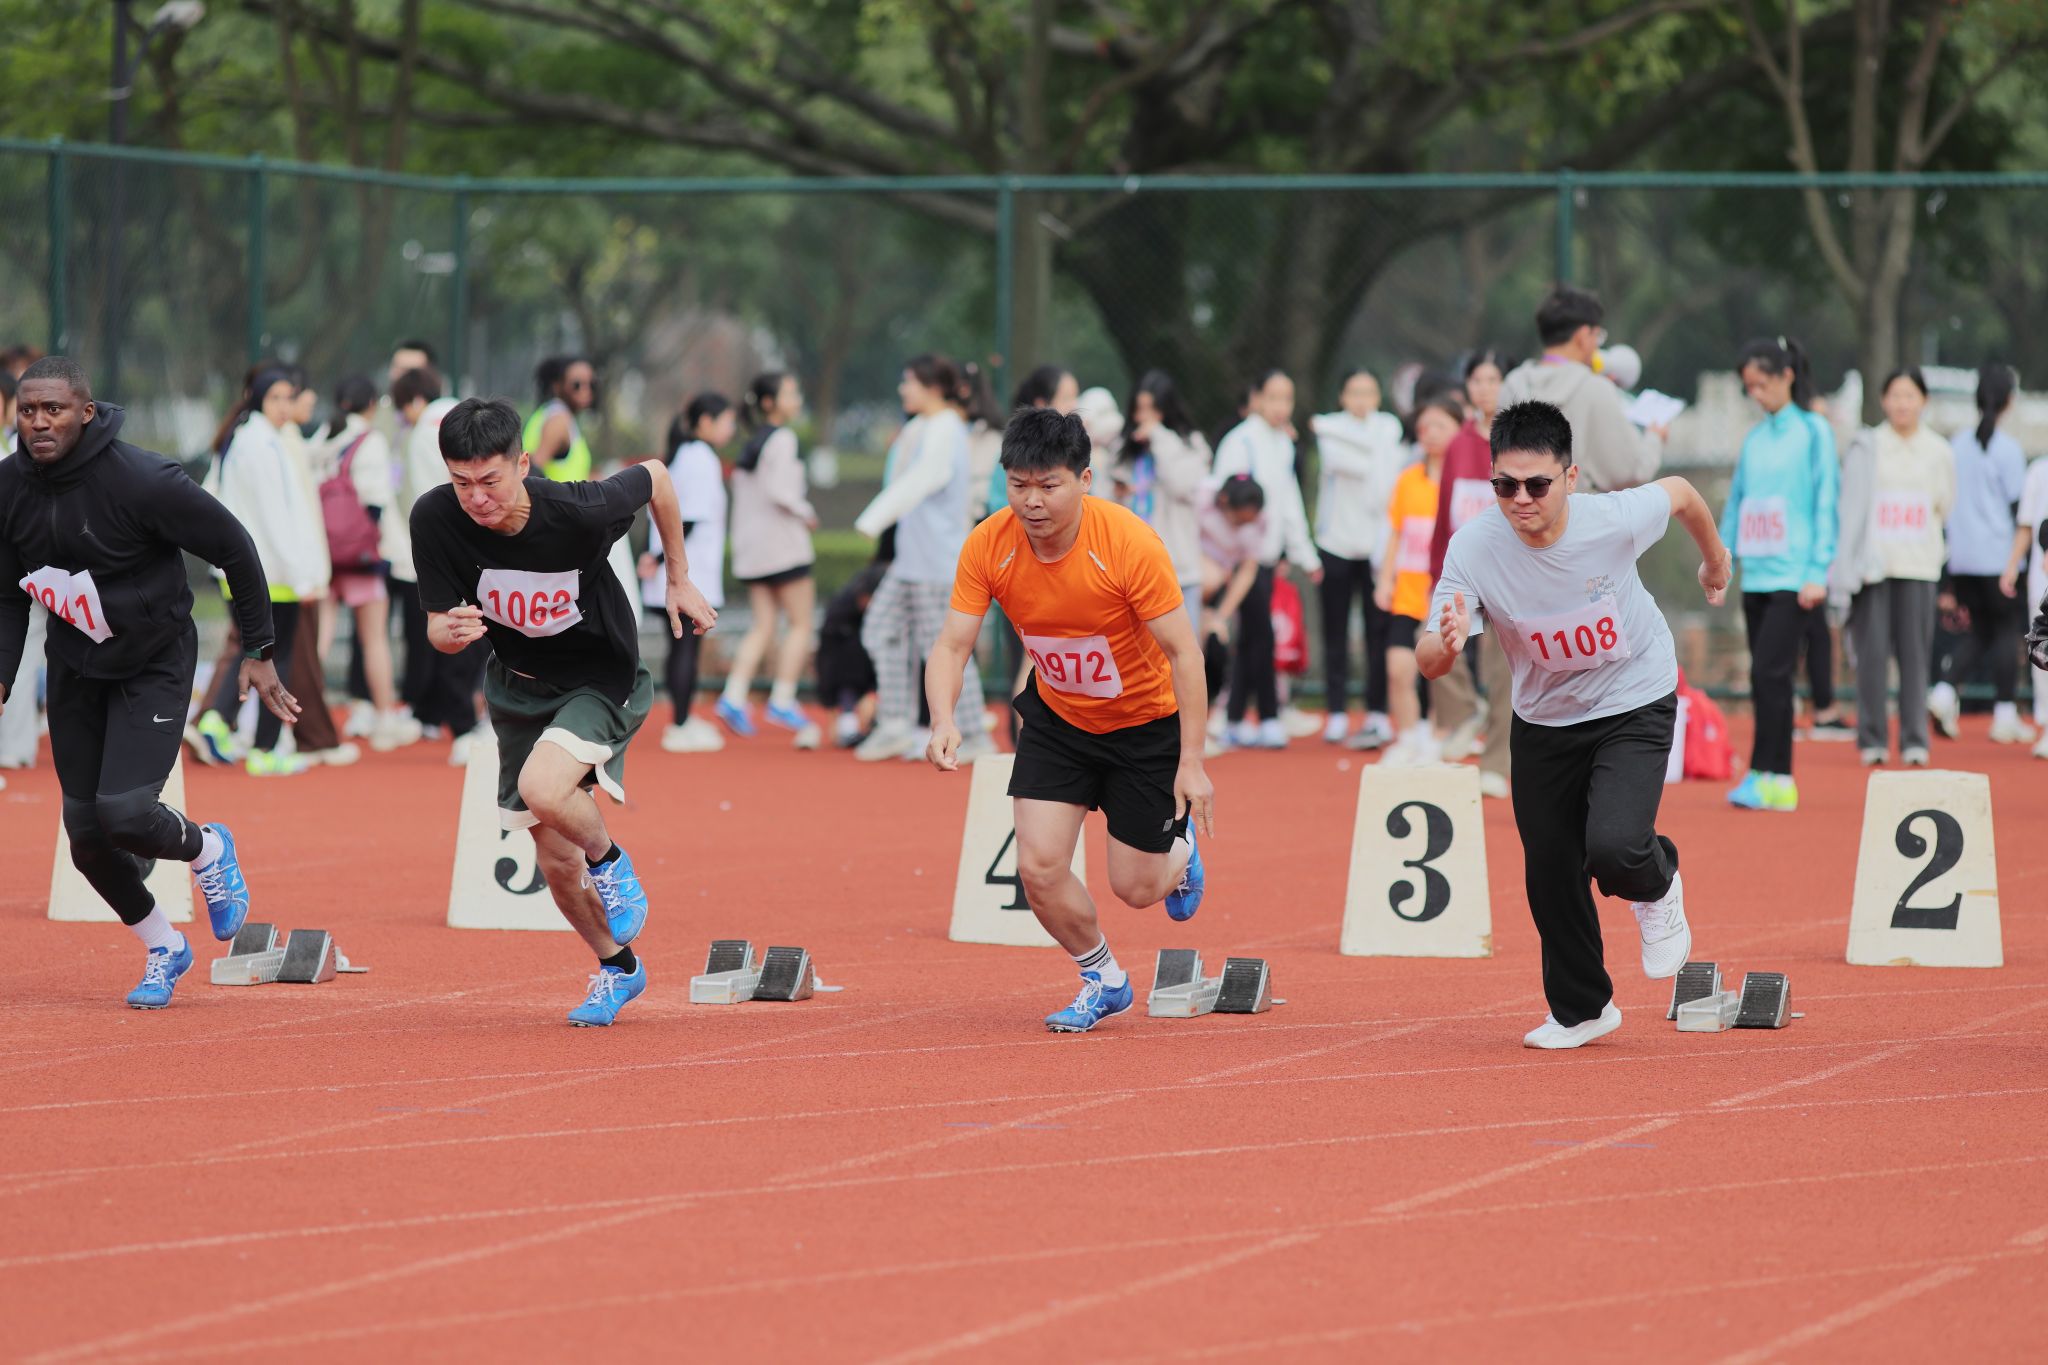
[1087,550,1110,574]
[1584,575,1618,604]
[996,549,1017,571]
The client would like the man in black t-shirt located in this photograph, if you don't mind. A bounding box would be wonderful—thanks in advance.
[412,398,715,1026]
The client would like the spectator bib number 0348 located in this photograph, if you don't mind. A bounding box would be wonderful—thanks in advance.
[477,568,584,639]
[1021,632,1124,699]
[1519,596,1627,675]
[19,565,114,644]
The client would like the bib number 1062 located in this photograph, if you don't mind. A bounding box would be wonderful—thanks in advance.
[477,568,583,639]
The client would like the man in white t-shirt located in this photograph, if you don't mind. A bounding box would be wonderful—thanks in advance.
[1421,401,1732,1050]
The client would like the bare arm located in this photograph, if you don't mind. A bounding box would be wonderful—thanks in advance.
[923,608,987,770]
[637,457,717,636]
[1658,475,1732,606]
[2001,524,2032,596]
[1213,558,1259,631]
[1144,604,1215,837]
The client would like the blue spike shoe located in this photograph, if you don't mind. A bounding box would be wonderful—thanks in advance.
[587,847,649,946]
[1164,824,1204,922]
[193,824,249,941]
[714,696,757,737]
[567,960,647,1027]
[1726,772,1768,811]
[1044,972,1134,1033]
[126,939,194,1009]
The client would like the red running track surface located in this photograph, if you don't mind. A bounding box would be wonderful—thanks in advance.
[2,714,2045,1363]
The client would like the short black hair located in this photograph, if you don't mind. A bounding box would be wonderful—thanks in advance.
[393,338,437,363]
[439,397,523,463]
[1534,285,1604,347]
[1489,400,1574,466]
[18,355,92,400]
[999,405,1091,476]
[1216,473,1265,512]
[391,366,443,409]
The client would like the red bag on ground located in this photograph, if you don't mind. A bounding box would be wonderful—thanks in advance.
[1677,668,1733,781]
[1271,576,1308,676]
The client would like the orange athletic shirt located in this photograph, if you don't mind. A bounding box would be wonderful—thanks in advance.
[952,500,1185,733]
[1386,461,1442,621]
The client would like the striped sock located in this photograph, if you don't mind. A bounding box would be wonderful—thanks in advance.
[1071,938,1127,989]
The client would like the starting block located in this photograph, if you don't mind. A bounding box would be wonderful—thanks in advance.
[211,924,367,986]
[1672,970,1792,1032]
[1667,961,1722,1020]
[688,940,838,1004]
[1145,949,1277,1018]
[1734,971,1791,1029]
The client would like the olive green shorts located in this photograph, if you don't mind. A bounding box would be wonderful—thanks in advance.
[485,655,653,831]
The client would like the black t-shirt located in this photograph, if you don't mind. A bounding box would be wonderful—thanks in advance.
[411,467,652,701]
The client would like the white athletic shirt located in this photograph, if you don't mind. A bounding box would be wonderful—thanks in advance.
[1428,485,1677,727]
[646,440,726,610]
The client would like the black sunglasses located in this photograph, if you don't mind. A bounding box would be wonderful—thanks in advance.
[1491,474,1558,499]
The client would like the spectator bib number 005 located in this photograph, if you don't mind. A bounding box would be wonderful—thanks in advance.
[19,565,114,644]
[1736,496,1789,558]
[477,568,584,639]
[1021,632,1124,699]
[1519,596,1627,675]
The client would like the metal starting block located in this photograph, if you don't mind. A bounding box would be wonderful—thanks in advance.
[688,940,836,1004]
[1675,990,1742,1032]
[211,922,284,986]
[1667,961,1722,1020]
[1735,971,1791,1029]
[1146,950,1277,1018]
[1673,970,1793,1032]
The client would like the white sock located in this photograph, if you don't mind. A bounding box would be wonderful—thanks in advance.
[1072,938,1127,989]
[129,904,186,954]
[769,681,798,709]
[721,681,748,707]
[194,825,224,870]
[1994,701,2020,725]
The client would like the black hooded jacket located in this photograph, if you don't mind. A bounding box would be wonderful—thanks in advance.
[0,404,273,684]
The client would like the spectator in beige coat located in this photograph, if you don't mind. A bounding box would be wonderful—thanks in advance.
[717,372,819,739]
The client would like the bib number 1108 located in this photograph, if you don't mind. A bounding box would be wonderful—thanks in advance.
[1530,616,1618,664]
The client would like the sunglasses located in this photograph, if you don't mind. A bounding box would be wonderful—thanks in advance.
[1490,474,1558,499]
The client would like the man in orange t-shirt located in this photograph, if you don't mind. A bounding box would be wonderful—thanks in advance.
[927,407,1214,1033]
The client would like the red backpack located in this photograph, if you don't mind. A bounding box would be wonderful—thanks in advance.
[1270,576,1308,676]
[319,432,381,572]
[1677,669,1733,781]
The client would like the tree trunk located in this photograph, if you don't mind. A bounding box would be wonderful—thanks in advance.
[1007,191,1055,380]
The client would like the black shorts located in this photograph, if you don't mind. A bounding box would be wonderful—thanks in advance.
[1387,614,1420,650]
[1008,680,1186,854]
[739,563,812,589]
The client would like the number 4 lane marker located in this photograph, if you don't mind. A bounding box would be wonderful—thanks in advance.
[1847,770,2001,968]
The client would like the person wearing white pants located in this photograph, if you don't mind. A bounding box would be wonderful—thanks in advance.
[0,603,44,772]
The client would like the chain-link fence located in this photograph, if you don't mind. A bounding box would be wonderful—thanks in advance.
[9,140,2045,696]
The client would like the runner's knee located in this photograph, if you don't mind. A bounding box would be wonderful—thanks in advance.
[62,796,117,866]
[1016,844,1073,899]
[1583,827,1650,889]
[516,766,577,824]
[94,786,166,849]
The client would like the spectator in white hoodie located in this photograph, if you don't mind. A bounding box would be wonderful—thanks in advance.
[1212,368,1321,748]
[1112,370,1212,629]
[1311,368,1412,747]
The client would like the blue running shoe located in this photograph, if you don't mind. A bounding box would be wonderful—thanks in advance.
[1044,971,1134,1033]
[587,847,649,945]
[764,700,808,733]
[1726,772,1767,810]
[1164,824,1204,922]
[567,960,647,1027]
[193,824,249,941]
[714,696,757,737]
[126,939,193,1009]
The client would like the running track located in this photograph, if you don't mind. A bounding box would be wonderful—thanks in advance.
[2,715,2043,1362]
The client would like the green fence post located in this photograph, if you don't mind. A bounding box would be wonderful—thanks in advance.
[994,176,1015,398]
[45,138,68,354]
[1554,167,1576,284]
[449,179,470,394]
[245,156,268,364]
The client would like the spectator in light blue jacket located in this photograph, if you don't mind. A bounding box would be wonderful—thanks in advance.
[1719,335,1838,813]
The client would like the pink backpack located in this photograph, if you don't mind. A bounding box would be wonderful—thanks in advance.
[319,433,381,572]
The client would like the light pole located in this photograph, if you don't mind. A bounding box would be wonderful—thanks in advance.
[104,1,204,395]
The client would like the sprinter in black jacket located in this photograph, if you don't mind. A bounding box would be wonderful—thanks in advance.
[0,357,299,1008]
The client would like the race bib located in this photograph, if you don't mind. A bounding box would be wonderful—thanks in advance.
[20,565,114,644]
[1874,491,1931,543]
[1519,596,1628,675]
[478,568,583,639]
[1736,497,1789,558]
[1394,515,1434,575]
[1022,632,1124,699]
[1448,478,1494,532]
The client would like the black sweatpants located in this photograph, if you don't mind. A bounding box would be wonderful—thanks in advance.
[50,622,206,924]
[1227,564,1278,724]
[1801,605,1835,712]
[1742,591,1808,775]
[1510,693,1680,1027]
[1318,551,1391,715]
[206,601,300,751]
[1947,574,2025,704]
[663,621,702,723]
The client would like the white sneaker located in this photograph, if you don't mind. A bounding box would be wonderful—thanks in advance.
[1206,710,1228,741]
[1323,713,1349,744]
[1227,720,1259,750]
[1441,713,1485,762]
[369,711,425,752]
[1479,770,1510,800]
[956,730,998,763]
[1203,734,1227,759]
[854,724,917,762]
[1902,745,1929,767]
[1377,732,1419,769]
[1281,706,1322,740]
[449,733,475,768]
[1631,871,1690,979]
[1990,713,2037,745]
[832,712,863,748]
[1345,715,1393,752]
[310,741,362,767]
[2034,732,2048,761]
[661,717,726,753]
[792,723,823,751]
[900,726,933,760]
[1928,682,1960,739]
[1523,1003,1622,1050]
[1256,718,1288,749]
[1860,747,1886,767]
[341,700,376,739]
